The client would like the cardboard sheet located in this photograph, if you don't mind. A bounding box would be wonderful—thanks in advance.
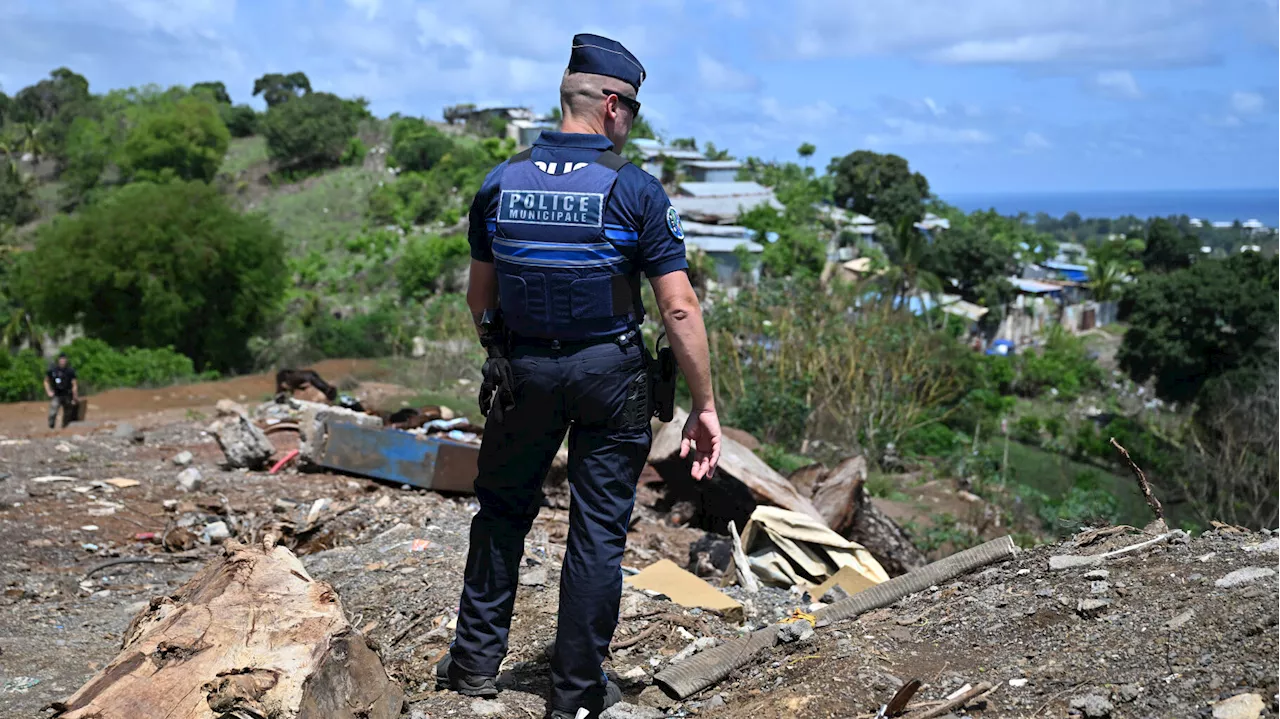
[808,564,879,599]
[736,506,890,588]
[625,559,744,622]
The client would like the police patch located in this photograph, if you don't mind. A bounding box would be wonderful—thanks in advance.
[498,190,604,228]
[666,205,685,241]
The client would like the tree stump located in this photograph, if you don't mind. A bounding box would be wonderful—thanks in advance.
[51,536,404,719]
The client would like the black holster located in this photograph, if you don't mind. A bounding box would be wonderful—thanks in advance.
[646,333,678,423]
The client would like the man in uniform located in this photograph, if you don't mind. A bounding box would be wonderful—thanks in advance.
[438,33,722,719]
[44,353,78,429]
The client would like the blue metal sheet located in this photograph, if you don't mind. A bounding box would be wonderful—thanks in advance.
[314,420,478,493]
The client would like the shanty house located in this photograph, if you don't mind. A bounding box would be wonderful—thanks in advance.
[670,181,783,225]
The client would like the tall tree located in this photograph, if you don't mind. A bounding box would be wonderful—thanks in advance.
[797,142,815,164]
[120,96,230,183]
[1118,252,1278,403]
[827,150,930,224]
[16,181,286,372]
[1141,217,1197,273]
[252,71,312,108]
[192,81,232,105]
[260,91,358,171]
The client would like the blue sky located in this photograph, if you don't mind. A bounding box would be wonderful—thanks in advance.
[1,0,1276,193]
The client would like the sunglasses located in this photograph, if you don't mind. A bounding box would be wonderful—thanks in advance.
[602,88,641,115]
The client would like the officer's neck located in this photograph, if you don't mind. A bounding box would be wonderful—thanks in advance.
[560,115,606,137]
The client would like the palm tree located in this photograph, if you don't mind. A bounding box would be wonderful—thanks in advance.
[18,123,45,165]
[797,142,815,167]
[1087,258,1123,302]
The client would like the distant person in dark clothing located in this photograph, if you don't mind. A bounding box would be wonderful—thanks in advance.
[44,353,78,429]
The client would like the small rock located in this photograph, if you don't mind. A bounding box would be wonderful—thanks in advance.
[1164,610,1195,630]
[1034,588,1054,598]
[637,685,676,711]
[670,636,718,664]
[777,619,814,643]
[1215,567,1275,588]
[1050,554,1102,570]
[177,468,203,492]
[1076,598,1111,618]
[468,698,507,717]
[1070,693,1114,718]
[171,451,194,466]
[202,521,230,543]
[1009,678,1029,688]
[602,701,667,719]
[1241,538,1279,554]
[1114,684,1140,703]
[1089,581,1110,594]
[1082,569,1110,579]
[89,589,112,600]
[1212,693,1264,719]
[519,567,548,587]
[707,694,727,710]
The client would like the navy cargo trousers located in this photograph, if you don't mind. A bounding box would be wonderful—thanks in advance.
[450,334,651,714]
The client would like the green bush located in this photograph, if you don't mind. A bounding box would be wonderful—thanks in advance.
[220,104,258,137]
[341,136,367,166]
[120,95,230,184]
[16,180,287,372]
[0,349,44,402]
[724,375,811,450]
[389,118,455,173]
[0,162,38,226]
[1014,326,1104,400]
[1012,415,1043,444]
[1037,470,1120,529]
[304,309,401,359]
[368,173,448,229]
[899,422,962,458]
[260,91,359,172]
[60,337,203,392]
[396,234,470,301]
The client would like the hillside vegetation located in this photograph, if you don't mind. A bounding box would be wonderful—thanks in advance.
[0,66,1276,543]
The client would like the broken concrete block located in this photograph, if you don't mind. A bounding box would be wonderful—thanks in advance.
[212,413,274,470]
[177,468,203,492]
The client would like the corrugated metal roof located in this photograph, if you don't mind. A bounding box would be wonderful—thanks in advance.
[1010,277,1063,294]
[683,160,743,170]
[671,193,783,223]
[686,237,764,253]
[1041,260,1090,272]
[677,181,772,197]
[639,147,705,160]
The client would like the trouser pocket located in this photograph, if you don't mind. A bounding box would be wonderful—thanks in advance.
[616,369,650,431]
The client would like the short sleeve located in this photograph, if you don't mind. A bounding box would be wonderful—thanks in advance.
[637,178,689,278]
[467,164,505,263]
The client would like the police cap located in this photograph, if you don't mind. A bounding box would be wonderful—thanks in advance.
[568,33,646,91]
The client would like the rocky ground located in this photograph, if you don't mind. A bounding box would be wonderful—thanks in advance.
[0,384,1276,719]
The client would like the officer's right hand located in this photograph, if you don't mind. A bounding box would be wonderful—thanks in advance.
[680,408,722,481]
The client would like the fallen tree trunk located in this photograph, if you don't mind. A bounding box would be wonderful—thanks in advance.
[52,536,404,719]
[788,458,927,576]
[649,408,824,531]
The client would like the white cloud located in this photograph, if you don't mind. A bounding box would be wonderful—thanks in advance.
[1019,130,1052,152]
[760,96,840,130]
[696,54,759,93]
[1091,70,1143,100]
[345,0,380,20]
[777,0,1223,68]
[866,117,993,146]
[922,97,943,117]
[105,0,236,33]
[1231,90,1264,114]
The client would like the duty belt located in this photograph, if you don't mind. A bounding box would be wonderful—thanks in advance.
[508,329,640,351]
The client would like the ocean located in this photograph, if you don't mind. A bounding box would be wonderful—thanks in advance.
[940,188,1279,228]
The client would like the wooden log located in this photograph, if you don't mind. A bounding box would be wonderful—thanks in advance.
[649,407,825,530]
[51,536,404,719]
[809,455,867,535]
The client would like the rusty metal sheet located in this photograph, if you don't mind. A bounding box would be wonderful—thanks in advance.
[314,419,478,493]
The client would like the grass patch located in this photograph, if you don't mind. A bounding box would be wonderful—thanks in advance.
[866,472,912,503]
[219,136,269,177]
[757,444,812,476]
[251,165,384,259]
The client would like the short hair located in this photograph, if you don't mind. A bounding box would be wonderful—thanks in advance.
[560,70,636,120]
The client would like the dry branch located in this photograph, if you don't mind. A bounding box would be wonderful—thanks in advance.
[1109,437,1164,520]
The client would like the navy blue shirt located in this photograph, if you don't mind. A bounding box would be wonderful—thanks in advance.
[468,132,689,279]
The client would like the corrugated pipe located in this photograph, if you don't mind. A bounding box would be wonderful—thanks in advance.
[653,535,1019,700]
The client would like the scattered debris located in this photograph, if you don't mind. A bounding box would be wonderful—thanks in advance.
[1164,609,1195,630]
[624,559,743,621]
[1049,530,1184,570]
[1076,598,1111,618]
[807,565,879,602]
[171,451,194,467]
[733,505,887,591]
[311,420,478,492]
[31,475,77,483]
[726,520,760,594]
[1214,567,1276,588]
[102,477,141,489]
[212,401,275,470]
[201,521,231,543]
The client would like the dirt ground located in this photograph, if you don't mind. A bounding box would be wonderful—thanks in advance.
[0,372,1276,719]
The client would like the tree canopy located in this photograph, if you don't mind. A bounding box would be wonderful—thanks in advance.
[260,91,358,172]
[120,96,230,183]
[252,71,312,107]
[1141,217,1198,273]
[828,150,930,224]
[1118,252,1278,403]
[16,181,286,372]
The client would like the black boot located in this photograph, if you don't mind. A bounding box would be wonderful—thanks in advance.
[435,652,498,697]
[547,678,622,719]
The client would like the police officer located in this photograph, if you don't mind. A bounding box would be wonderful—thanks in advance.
[44,353,78,429]
[438,33,723,719]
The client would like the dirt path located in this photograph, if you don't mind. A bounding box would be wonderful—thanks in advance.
[0,359,387,438]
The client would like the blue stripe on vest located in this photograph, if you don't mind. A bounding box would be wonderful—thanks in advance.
[485,220,497,234]
[492,238,625,268]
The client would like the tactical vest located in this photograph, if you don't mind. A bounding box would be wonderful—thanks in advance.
[491,149,641,341]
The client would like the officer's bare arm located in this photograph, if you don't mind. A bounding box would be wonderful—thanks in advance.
[650,270,713,412]
[466,259,500,332]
